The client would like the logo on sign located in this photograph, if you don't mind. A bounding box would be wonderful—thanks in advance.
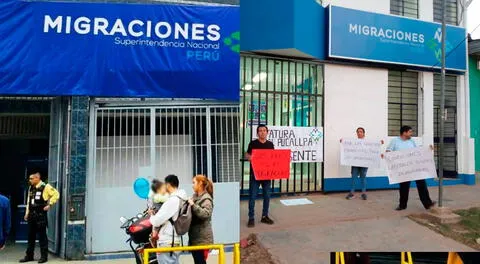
[223,31,240,53]
[426,27,453,63]
[309,128,323,142]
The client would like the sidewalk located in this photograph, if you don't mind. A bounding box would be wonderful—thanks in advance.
[241,181,480,264]
[1,244,233,264]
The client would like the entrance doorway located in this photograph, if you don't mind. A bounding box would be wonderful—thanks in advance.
[0,97,65,259]
[86,101,240,253]
[433,74,458,178]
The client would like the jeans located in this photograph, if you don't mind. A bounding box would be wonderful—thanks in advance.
[156,243,180,264]
[248,175,271,220]
[350,167,368,193]
[399,179,433,209]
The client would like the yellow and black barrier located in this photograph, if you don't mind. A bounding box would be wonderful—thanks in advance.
[143,243,241,264]
[334,252,414,264]
[333,252,467,264]
[447,252,464,264]
[401,252,413,264]
[335,252,345,264]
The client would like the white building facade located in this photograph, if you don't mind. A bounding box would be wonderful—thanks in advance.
[241,0,475,194]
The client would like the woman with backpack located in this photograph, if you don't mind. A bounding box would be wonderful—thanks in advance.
[187,174,214,264]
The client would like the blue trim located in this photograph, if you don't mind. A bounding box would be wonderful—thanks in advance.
[323,175,476,193]
[459,174,476,185]
[85,245,235,261]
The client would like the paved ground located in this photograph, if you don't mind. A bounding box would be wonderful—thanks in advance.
[1,244,233,264]
[241,179,480,264]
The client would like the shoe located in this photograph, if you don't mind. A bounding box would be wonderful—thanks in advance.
[247,219,255,228]
[395,206,406,211]
[346,193,355,200]
[261,216,274,225]
[361,193,367,200]
[427,201,436,210]
[19,257,34,263]
[38,259,48,264]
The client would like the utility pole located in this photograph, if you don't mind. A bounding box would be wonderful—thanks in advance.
[438,0,446,207]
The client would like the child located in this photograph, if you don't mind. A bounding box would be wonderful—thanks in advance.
[147,179,169,247]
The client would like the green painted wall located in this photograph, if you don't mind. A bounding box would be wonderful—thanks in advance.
[470,56,480,171]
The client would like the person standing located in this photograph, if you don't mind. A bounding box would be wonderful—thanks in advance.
[341,128,384,200]
[149,175,188,264]
[0,193,11,251]
[20,171,60,263]
[245,124,275,228]
[188,175,214,264]
[385,126,436,211]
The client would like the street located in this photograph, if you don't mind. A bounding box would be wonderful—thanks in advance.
[241,178,480,264]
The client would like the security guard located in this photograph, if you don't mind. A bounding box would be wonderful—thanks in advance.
[19,171,60,263]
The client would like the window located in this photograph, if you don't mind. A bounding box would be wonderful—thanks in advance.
[433,0,458,25]
[390,0,419,18]
[388,70,419,136]
[240,56,324,194]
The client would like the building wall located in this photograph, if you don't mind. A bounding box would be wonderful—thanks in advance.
[470,56,480,171]
[323,64,436,181]
[320,0,475,191]
[65,96,89,260]
[322,0,389,14]
[324,64,388,180]
[55,0,240,260]
[419,0,434,21]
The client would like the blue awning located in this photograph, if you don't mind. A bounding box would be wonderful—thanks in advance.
[0,0,240,100]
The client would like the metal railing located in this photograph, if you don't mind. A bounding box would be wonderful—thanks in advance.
[335,252,467,264]
[401,252,413,264]
[240,55,324,195]
[143,243,241,264]
[335,252,345,264]
[335,252,414,264]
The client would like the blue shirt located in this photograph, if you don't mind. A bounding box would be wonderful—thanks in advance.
[386,137,417,151]
[0,194,11,247]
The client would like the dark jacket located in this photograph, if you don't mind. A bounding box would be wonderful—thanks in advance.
[188,192,213,245]
[0,194,11,247]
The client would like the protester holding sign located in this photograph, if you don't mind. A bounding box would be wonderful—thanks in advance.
[385,126,436,211]
[340,127,384,200]
[245,124,275,228]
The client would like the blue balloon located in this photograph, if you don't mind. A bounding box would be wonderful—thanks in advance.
[133,178,150,199]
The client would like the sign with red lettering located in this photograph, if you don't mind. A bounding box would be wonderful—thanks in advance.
[251,149,291,180]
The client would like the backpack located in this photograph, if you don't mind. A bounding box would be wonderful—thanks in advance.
[169,197,192,236]
[168,196,192,250]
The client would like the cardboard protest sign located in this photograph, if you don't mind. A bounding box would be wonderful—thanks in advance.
[340,138,382,168]
[384,147,437,184]
[252,126,324,163]
[251,149,291,180]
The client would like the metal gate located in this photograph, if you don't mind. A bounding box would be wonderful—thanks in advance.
[46,97,66,254]
[86,103,240,253]
[433,74,457,178]
[240,55,324,195]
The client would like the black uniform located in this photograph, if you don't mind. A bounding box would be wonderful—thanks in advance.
[26,184,49,260]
